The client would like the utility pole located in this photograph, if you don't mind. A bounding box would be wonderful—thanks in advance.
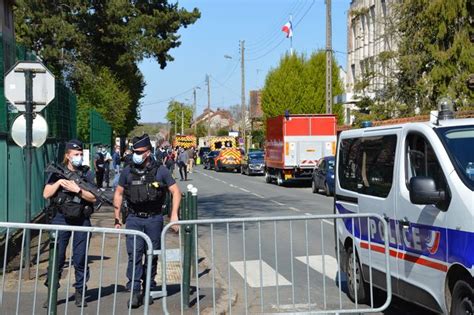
[193,88,197,135]
[240,40,246,150]
[181,105,184,135]
[206,74,211,136]
[325,0,332,114]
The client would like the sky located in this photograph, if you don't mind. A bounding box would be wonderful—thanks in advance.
[138,0,351,123]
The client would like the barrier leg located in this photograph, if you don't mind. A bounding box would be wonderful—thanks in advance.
[181,192,192,308]
[47,231,58,315]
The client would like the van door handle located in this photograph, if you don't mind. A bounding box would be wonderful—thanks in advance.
[399,217,410,228]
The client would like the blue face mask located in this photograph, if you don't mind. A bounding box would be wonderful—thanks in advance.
[70,156,83,167]
[133,153,145,165]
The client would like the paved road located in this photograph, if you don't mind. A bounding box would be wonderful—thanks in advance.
[175,165,436,315]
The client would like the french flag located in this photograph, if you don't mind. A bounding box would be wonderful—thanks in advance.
[281,21,293,38]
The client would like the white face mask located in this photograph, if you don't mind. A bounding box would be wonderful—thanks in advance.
[70,155,83,167]
[133,153,145,165]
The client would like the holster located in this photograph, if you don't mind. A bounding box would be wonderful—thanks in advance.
[121,205,129,224]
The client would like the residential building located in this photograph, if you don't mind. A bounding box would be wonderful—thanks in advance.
[192,108,235,130]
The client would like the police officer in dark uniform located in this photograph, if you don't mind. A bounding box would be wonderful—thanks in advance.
[113,134,181,308]
[42,139,97,308]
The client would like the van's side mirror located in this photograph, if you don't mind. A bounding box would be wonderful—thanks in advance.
[409,177,446,205]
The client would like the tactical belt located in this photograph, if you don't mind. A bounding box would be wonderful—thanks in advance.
[129,209,162,218]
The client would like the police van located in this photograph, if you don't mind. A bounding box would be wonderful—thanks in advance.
[335,102,473,314]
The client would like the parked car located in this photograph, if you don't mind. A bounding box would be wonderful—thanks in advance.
[311,156,335,196]
[241,150,265,175]
[203,150,219,170]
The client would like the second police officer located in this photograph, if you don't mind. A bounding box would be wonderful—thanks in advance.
[113,134,181,308]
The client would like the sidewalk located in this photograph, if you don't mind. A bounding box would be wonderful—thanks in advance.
[1,188,229,314]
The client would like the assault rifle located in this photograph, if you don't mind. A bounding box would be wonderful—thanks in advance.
[45,162,113,210]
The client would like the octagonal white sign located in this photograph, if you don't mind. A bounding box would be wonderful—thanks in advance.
[4,61,55,112]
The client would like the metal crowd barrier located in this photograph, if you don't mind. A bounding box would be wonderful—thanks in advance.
[160,213,392,315]
[0,222,154,314]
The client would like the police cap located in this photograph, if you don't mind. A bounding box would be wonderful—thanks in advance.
[132,134,151,150]
[65,139,83,151]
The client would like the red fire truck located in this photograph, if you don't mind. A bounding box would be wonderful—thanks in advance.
[265,114,337,186]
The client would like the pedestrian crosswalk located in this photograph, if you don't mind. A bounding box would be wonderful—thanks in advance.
[230,255,340,288]
[230,260,292,287]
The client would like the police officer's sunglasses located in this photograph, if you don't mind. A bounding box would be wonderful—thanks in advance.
[133,149,149,155]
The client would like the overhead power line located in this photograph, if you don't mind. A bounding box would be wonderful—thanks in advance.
[247,0,316,62]
[141,81,204,107]
[246,0,308,53]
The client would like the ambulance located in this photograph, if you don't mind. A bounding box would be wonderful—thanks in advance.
[335,100,473,314]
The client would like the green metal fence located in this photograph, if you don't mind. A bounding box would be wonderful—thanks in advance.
[89,109,112,147]
[0,32,77,223]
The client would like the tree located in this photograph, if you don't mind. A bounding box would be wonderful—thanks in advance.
[228,104,242,122]
[395,0,473,111]
[166,101,193,137]
[76,67,131,141]
[261,51,344,122]
[195,122,208,138]
[216,127,230,136]
[14,0,201,135]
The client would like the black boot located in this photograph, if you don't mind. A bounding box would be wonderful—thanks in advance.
[128,292,143,309]
[74,290,87,307]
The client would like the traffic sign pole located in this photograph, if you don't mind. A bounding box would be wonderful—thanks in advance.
[23,69,34,280]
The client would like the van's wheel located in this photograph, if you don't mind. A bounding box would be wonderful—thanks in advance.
[325,182,331,196]
[346,246,368,304]
[276,172,284,186]
[311,180,318,193]
[450,280,473,315]
[265,170,272,183]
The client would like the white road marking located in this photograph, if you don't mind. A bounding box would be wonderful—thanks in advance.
[252,193,265,199]
[221,180,228,184]
[322,219,334,226]
[305,213,312,216]
[289,207,301,212]
[240,188,250,193]
[231,260,291,288]
[229,184,237,188]
[271,200,285,206]
[296,255,339,281]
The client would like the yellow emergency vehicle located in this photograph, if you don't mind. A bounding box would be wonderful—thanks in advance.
[173,135,197,149]
[209,136,237,151]
[215,147,242,172]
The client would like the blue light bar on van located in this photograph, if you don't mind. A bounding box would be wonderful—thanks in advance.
[361,121,373,128]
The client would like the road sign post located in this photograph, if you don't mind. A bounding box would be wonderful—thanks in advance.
[24,69,34,280]
[5,61,55,280]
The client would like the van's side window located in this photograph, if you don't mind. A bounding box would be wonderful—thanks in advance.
[339,138,362,192]
[339,135,397,197]
[406,133,447,192]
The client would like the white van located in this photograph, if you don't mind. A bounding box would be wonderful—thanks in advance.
[335,112,473,314]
